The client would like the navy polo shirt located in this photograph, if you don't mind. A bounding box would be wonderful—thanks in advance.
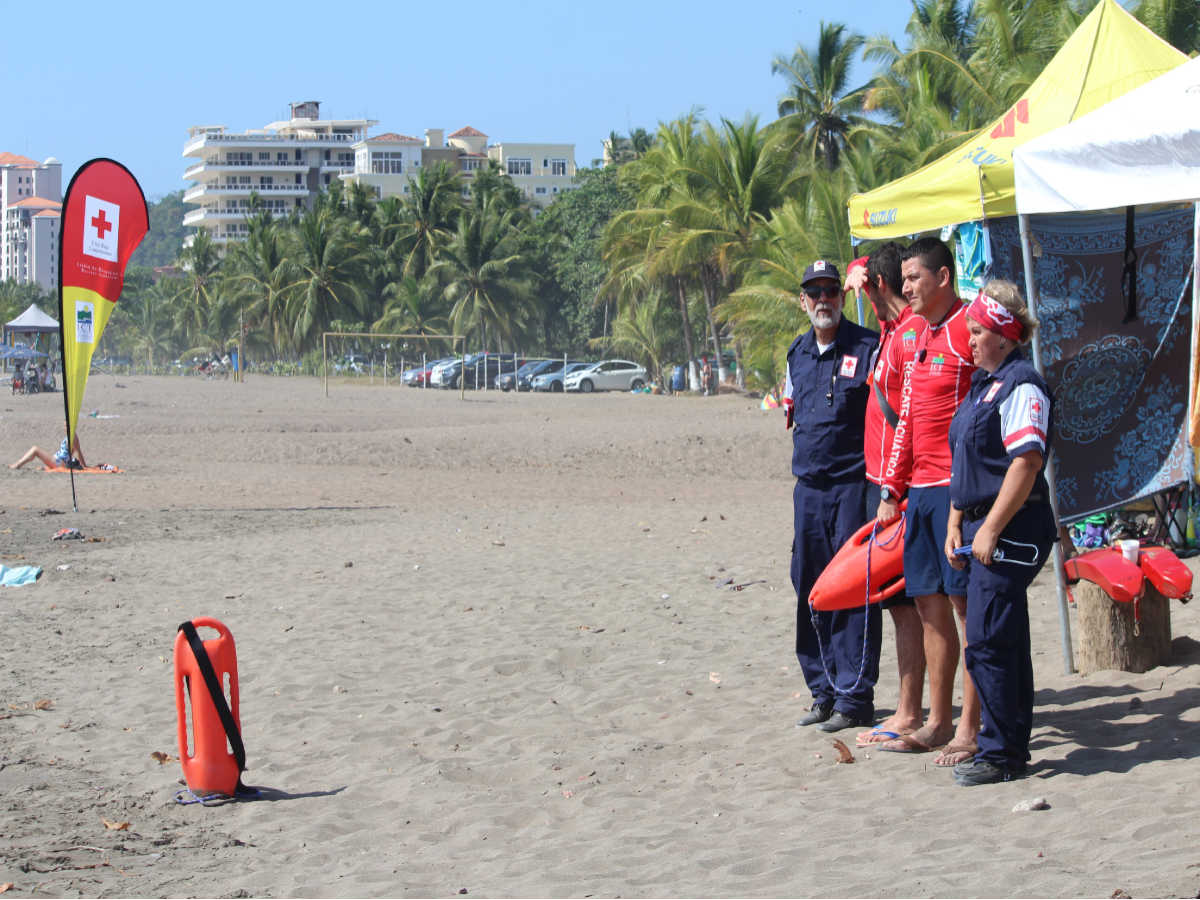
[786,316,878,484]
[948,349,1053,512]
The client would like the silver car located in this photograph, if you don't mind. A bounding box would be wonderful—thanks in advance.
[564,359,648,393]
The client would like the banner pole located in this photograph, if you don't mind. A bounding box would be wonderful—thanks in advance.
[1020,213,1074,675]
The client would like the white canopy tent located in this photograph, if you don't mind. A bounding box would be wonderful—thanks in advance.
[1012,57,1200,672]
[1015,55,1200,215]
[4,303,60,338]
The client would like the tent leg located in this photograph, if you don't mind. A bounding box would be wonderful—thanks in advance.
[1019,213,1075,675]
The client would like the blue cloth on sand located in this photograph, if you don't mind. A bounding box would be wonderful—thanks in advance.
[0,565,42,586]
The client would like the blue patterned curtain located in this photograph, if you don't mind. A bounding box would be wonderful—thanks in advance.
[990,207,1194,522]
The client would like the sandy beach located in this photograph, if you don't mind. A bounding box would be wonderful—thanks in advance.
[2,373,1200,898]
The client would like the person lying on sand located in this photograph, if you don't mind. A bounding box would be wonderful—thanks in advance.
[10,435,86,470]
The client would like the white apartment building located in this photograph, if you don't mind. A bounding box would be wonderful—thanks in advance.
[182,101,376,246]
[341,125,577,210]
[0,153,62,292]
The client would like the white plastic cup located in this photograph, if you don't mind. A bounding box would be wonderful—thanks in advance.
[1119,539,1140,564]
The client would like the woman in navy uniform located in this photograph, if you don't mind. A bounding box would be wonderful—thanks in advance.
[943,280,1056,786]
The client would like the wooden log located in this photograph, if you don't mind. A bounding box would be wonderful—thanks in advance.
[1074,580,1172,674]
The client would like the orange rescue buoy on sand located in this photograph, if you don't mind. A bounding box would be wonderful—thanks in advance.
[174,617,245,796]
[809,509,907,611]
[1138,546,1194,600]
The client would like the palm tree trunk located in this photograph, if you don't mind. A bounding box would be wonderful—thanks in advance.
[732,338,746,390]
[673,277,698,391]
[700,265,726,389]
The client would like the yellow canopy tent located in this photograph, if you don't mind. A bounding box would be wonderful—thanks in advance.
[847,0,1186,241]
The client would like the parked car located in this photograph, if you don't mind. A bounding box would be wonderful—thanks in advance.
[564,359,648,393]
[530,361,590,393]
[491,357,537,391]
[497,358,557,392]
[403,356,457,387]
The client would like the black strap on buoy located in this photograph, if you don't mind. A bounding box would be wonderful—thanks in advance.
[178,621,246,781]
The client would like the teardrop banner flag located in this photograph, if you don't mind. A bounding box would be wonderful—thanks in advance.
[58,159,148,447]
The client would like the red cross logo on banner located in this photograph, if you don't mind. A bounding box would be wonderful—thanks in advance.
[91,209,113,239]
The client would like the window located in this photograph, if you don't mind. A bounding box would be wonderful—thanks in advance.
[543,158,549,167]
[277,152,289,164]
[259,176,274,187]
[535,186,547,194]
[507,158,532,176]
[228,151,252,165]
[371,152,404,175]
[551,158,568,176]
[258,152,270,161]
[461,158,483,171]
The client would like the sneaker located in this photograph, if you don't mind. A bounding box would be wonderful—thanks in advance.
[816,711,874,733]
[953,758,1024,786]
[796,704,833,727]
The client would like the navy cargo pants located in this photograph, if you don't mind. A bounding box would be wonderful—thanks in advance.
[791,478,881,720]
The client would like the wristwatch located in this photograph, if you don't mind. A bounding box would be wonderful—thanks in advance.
[880,486,899,502]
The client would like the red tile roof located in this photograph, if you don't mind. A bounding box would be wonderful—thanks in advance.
[369,132,422,143]
[449,126,487,138]
[0,152,40,167]
[33,209,59,218]
[10,196,61,209]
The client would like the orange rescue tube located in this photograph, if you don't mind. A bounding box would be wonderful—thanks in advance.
[1138,546,1194,600]
[173,617,243,795]
[1063,548,1144,603]
[810,510,907,611]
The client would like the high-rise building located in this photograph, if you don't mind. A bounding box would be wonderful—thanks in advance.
[0,153,62,292]
[182,101,376,246]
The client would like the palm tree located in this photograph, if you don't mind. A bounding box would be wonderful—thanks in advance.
[173,229,225,353]
[228,211,297,357]
[125,278,177,370]
[432,201,537,350]
[772,21,868,169]
[284,208,371,352]
[1135,0,1200,52]
[373,275,451,337]
[391,161,463,280]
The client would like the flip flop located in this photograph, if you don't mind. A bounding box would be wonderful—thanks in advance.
[877,733,942,754]
[855,726,908,747]
[933,742,978,767]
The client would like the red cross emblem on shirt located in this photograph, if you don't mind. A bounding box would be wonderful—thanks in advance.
[91,209,113,239]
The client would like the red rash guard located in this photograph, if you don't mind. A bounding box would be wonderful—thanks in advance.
[864,305,917,485]
[882,300,976,492]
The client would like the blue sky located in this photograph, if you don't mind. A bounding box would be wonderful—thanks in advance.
[8,1,917,200]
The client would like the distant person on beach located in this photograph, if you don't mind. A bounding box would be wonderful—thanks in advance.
[786,259,882,733]
[874,237,981,766]
[944,280,1056,786]
[844,246,929,751]
[10,435,86,470]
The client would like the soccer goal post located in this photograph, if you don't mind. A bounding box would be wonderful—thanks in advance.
[321,332,467,398]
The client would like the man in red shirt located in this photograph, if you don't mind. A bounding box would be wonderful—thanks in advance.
[845,244,927,748]
[876,237,981,766]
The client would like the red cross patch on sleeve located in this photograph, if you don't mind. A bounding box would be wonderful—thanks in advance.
[840,355,858,378]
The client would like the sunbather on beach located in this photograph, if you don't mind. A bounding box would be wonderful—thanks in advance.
[10,435,86,470]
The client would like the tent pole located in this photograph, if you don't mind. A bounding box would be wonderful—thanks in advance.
[1019,213,1075,675]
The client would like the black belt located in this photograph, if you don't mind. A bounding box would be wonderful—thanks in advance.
[961,493,1045,521]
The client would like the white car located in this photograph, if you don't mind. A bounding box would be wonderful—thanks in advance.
[564,359,648,393]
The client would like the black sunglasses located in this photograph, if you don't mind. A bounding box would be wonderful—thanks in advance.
[804,285,841,300]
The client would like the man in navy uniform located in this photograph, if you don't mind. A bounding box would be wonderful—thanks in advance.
[785,259,882,733]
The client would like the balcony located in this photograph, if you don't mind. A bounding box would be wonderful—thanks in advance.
[184,183,310,203]
[184,130,364,156]
[184,159,309,179]
[184,207,294,226]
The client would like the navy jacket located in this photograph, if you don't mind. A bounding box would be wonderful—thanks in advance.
[786,316,878,484]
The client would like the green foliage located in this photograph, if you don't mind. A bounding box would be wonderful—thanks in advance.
[130,190,190,269]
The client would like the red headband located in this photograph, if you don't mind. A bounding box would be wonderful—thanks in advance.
[966,294,1024,342]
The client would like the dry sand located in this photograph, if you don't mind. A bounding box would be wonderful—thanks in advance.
[2,374,1200,898]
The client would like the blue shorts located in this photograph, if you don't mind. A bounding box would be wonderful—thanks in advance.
[903,485,969,599]
[867,480,915,610]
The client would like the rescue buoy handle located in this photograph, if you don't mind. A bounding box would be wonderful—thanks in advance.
[178,620,246,778]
